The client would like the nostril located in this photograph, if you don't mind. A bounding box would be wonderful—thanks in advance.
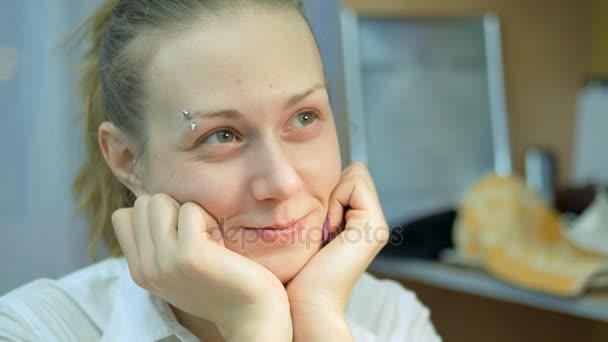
[251,169,302,201]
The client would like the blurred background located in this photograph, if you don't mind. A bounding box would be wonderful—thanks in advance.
[0,0,105,295]
[1,0,607,341]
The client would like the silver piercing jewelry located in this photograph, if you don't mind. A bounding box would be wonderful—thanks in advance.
[181,110,190,119]
[190,122,197,131]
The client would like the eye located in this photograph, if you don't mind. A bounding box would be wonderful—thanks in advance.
[289,111,318,129]
[200,129,241,145]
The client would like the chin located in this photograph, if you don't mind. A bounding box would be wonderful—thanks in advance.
[252,242,321,284]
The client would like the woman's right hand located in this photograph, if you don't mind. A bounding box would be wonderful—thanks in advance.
[111,193,292,341]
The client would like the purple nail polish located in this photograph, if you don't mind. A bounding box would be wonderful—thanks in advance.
[322,216,329,243]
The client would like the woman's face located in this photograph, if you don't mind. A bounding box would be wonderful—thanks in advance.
[138,9,341,283]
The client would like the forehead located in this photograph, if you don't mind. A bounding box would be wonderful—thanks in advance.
[144,9,324,112]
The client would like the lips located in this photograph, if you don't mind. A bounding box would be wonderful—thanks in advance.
[238,214,309,243]
[242,215,307,230]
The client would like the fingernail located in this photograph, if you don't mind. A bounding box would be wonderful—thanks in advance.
[322,216,329,243]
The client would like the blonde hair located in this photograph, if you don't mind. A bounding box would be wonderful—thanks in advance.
[70,0,305,261]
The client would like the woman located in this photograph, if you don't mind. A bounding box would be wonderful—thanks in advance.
[0,0,440,340]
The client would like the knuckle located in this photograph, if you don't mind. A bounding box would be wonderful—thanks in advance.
[111,208,128,226]
[343,164,370,183]
[181,202,209,223]
[351,161,368,172]
[353,160,367,168]
[134,194,149,207]
[180,202,199,214]
[345,173,369,189]
[349,168,374,190]
[150,195,180,223]
[149,193,170,208]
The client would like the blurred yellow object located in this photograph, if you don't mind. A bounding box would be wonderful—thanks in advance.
[453,174,608,296]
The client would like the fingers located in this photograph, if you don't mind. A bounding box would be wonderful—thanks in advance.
[113,192,225,288]
[133,195,162,288]
[176,203,223,270]
[326,161,390,255]
[148,194,180,274]
[327,162,379,235]
[112,208,143,284]
[327,199,344,238]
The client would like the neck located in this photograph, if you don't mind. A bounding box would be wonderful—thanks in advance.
[169,304,226,342]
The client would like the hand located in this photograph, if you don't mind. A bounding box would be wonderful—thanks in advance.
[111,193,292,341]
[286,162,390,340]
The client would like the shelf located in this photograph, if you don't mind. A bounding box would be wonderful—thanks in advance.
[368,255,608,322]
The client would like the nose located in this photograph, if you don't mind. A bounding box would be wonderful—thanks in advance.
[249,138,302,202]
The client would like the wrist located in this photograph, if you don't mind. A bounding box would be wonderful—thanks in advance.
[222,302,292,342]
[292,310,353,342]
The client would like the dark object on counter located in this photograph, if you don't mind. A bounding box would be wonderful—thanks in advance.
[525,147,557,206]
[380,209,456,260]
[555,185,597,215]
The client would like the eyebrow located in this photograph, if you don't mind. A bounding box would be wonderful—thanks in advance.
[184,82,327,121]
[284,82,326,110]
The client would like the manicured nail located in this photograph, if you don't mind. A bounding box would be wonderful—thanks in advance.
[322,216,329,243]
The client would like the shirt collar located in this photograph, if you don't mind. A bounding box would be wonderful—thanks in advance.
[100,258,200,342]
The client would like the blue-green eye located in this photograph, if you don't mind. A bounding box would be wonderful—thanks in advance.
[290,111,318,128]
[201,129,240,144]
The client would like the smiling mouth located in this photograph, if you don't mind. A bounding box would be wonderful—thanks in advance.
[241,215,308,230]
[239,214,309,243]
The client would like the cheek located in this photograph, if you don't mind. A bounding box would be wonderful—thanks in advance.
[319,145,342,199]
[296,130,342,201]
[147,159,245,219]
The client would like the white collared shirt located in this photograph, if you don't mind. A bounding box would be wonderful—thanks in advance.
[0,257,441,341]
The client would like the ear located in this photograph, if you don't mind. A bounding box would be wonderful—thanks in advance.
[98,121,145,197]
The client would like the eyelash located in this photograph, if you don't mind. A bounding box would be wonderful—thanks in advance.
[196,127,240,146]
[196,110,320,146]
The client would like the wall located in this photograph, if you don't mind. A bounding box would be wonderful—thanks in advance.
[343,0,593,184]
[591,0,608,76]
[305,0,351,169]
[0,1,105,295]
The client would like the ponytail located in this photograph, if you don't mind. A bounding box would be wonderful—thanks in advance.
[70,0,134,261]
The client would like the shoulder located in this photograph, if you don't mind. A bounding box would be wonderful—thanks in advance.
[0,257,126,341]
[346,272,442,342]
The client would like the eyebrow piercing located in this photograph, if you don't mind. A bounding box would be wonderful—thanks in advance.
[180,109,196,130]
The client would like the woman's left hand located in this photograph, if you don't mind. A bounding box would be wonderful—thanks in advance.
[285,161,391,341]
